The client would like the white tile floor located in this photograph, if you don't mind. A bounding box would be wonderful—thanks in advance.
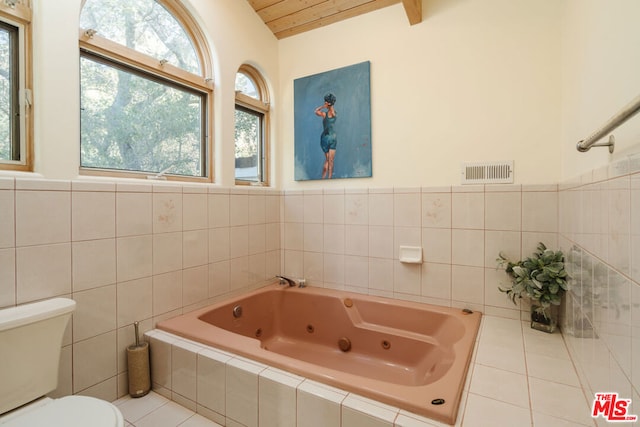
[115,392,222,427]
[114,315,596,426]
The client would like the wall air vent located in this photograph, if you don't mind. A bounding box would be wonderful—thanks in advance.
[461,161,513,185]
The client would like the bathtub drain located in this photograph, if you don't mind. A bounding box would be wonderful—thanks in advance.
[255,328,262,337]
[306,324,315,333]
[431,398,445,405]
[381,340,391,350]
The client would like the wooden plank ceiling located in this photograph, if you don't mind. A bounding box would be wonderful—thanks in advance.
[248,0,423,39]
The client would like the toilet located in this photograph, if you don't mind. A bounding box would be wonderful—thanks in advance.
[0,298,124,426]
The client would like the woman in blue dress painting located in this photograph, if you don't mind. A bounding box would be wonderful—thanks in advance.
[314,93,337,179]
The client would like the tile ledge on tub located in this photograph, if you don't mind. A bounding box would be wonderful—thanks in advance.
[259,366,305,388]
[198,347,234,364]
[145,329,180,344]
[297,378,348,403]
[171,337,205,354]
[342,394,399,423]
[224,354,269,375]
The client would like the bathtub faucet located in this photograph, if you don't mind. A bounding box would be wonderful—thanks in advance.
[276,275,306,288]
[276,275,296,287]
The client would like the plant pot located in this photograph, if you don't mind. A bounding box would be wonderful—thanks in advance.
[530,304,557,333]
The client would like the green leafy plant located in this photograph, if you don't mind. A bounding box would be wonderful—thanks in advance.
[497,242,568,319]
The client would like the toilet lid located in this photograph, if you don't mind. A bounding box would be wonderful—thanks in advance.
[1,396,123,427]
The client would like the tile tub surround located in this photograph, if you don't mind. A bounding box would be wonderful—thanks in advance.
[156,283,482,424]
[145,314,596,427]
[281,184,559,319]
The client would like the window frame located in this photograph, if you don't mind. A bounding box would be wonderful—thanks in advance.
[78,0,214,182]
[235,64,270,186]
[0,1,33,172]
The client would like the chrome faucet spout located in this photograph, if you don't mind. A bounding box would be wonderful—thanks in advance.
[276,275,297,287]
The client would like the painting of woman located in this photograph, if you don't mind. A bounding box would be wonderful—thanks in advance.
[315,93,337,179]
[294,61,371,181]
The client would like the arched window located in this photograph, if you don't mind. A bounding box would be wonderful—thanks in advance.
[0,0,32,172]
[79,0,213,181]
[235,65,270,185]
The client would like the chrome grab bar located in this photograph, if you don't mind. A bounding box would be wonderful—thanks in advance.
[576,94,640,153]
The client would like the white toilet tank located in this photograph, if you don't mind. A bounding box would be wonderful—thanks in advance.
[0,298,76,415]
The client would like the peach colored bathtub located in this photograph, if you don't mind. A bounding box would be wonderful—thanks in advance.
[157,283,481,424]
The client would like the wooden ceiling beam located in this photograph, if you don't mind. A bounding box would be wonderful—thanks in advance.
[401,0,422,25]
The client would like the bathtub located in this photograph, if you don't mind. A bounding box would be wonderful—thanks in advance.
[157,283,481,424]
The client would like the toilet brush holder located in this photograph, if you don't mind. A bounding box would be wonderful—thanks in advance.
[127,321,150,398]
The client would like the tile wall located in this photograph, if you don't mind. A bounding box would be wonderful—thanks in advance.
[8,172,638,411]
[0,177,281,401]
[281,185,559,319]
[558,159,640,416]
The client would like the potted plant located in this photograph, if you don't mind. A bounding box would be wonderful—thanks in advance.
[497,242,568,333]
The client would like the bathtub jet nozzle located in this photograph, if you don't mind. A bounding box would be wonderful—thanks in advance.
[232,305,243,318]
[338,337,352,352]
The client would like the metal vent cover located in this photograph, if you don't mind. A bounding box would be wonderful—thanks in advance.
[461,161,513,184]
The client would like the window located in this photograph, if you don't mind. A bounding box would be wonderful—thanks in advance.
[235,65,269,185]
[79,0,213,181]
[0,1,32,171]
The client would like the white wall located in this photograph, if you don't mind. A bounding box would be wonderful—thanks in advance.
[560,0,640,180]
[29,0,279,187]
[22,0,640,188]
[277,0,563,189]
